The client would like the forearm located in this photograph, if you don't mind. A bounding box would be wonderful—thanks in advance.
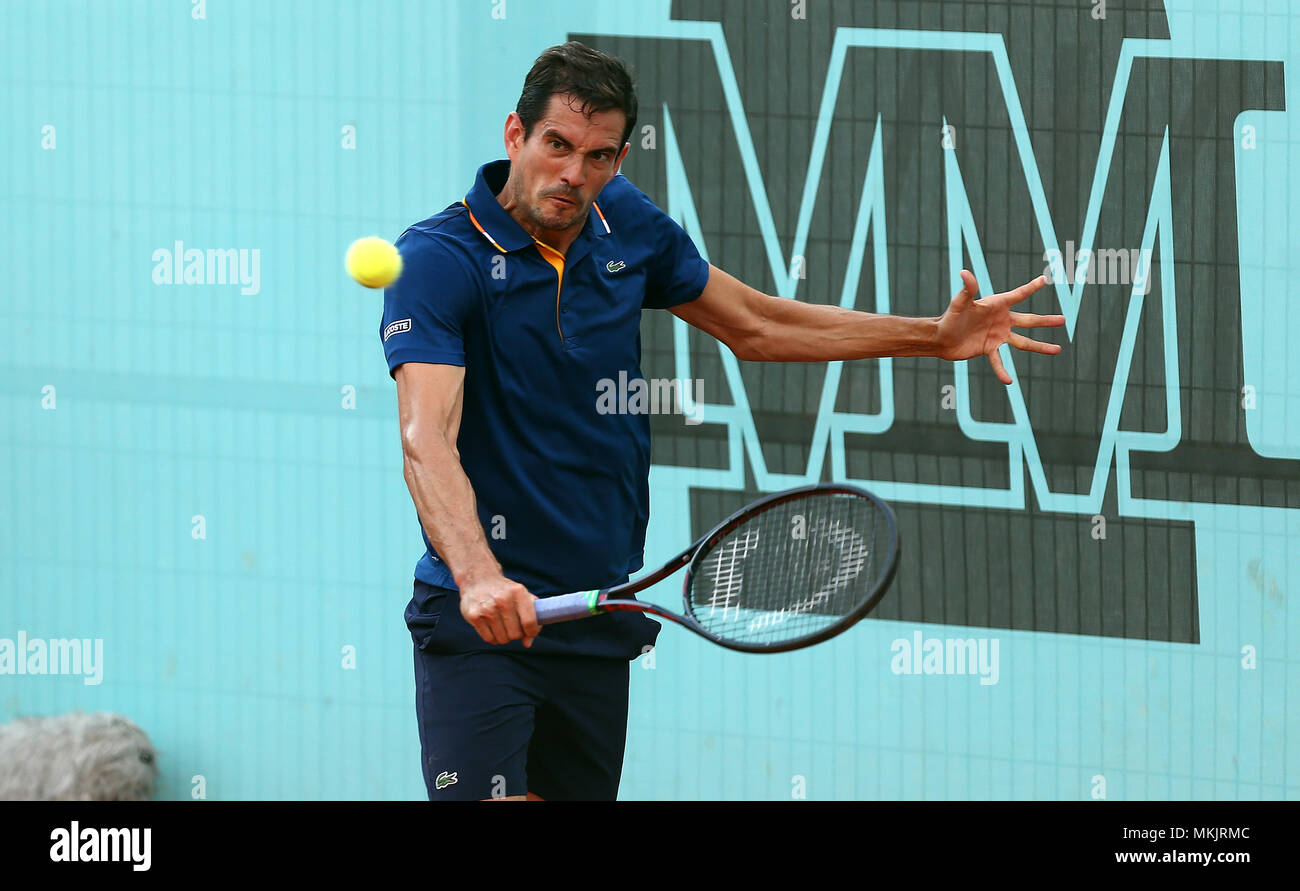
[402,438,501,587]
[745,298,941,362]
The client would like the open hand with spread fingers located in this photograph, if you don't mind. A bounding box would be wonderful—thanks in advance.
[935,270,1067,385]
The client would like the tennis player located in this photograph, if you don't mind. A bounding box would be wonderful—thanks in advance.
[380,40,1065,801]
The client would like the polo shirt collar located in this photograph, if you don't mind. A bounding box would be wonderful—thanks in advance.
[462,159,612,255]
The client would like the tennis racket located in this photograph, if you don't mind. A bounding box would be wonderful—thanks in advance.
[534,483,900,652]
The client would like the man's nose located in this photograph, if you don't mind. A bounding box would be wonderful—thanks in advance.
[559,156,585,189]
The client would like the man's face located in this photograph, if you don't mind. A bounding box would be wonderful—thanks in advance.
[503,93,630,235]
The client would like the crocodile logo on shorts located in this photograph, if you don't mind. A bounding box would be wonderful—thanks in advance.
[605,259,626,274]
[435,770,458,790]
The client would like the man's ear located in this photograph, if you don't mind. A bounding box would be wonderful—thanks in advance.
[612,141,631,176]
[503,112,525,159]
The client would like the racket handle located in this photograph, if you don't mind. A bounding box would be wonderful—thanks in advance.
[533,590,604,625]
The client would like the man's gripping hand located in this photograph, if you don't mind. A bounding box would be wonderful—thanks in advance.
[458,574,541,648]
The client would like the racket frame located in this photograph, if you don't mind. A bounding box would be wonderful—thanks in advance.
[537,483,900,653]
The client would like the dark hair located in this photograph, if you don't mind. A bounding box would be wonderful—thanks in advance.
[516,41,637,150]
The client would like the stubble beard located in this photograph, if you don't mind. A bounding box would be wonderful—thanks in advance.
[516,176,585,236]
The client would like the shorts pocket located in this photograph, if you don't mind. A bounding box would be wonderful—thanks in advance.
[407,580,452,652]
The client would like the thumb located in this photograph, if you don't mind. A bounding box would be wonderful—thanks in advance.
[950,269,978,309]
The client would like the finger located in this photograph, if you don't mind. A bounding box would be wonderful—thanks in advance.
[950,269,979,308]
[1011,311,1068,329]
[1009,332,1063,355]
[470,617,500,646]
[499,600,525,644]
[460,601,495,645]
[987,348,1012,385]
[483,610,510,646]
[518,591,541,643]
[1005,274,1048,306]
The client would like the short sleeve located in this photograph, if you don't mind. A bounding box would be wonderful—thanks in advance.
[379,230,478,377]
[619,182,710,310]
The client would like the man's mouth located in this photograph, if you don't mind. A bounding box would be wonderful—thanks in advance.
[547,194,576,207]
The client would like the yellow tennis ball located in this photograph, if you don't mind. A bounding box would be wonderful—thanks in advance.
[345,236,403,288]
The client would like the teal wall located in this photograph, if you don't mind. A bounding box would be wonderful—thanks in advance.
[2,0,1297,799]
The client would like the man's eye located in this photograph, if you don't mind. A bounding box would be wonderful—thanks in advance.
[550,140,564,150]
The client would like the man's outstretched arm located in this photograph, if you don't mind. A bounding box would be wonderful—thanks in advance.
[669,265,1067,385]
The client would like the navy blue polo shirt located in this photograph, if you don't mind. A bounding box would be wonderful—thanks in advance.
[380,158,710,658]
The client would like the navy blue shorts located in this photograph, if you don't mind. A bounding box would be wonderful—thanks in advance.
[413,645,632,801]
[406,578,658,800]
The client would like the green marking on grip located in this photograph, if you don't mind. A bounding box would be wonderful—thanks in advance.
[584,590,601,613]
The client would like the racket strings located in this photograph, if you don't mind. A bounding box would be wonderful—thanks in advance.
[688,491,890,646]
